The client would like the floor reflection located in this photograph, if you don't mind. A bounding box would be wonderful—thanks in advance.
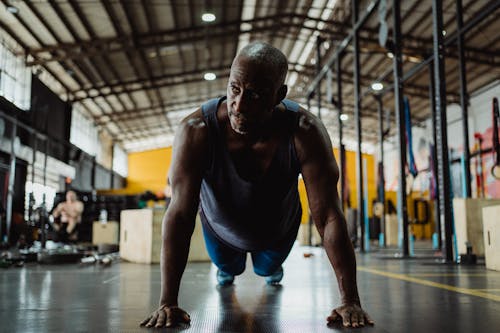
[216,284,284,333]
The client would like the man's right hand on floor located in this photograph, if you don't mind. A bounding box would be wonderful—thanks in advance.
[140,305,190,328]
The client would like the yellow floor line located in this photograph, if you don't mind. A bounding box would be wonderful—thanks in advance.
[409,273,491,277]
[357,266,500,302]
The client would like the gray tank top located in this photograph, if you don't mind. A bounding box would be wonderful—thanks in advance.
[199,96,302,251]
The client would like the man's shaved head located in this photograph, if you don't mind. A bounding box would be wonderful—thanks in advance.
[234,42,288,85]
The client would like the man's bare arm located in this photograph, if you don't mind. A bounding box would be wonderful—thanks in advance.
[142,110,209,328]
[294,110,373,327]
[52,203,63,217]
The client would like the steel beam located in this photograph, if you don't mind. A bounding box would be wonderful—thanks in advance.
[306,0,381,97]
[392,0,409,256]
[456,0,472,198]
[352,0,365,252]
[376,94,386,247]
[432,0,454,262]
[316,36,323,120]
[336,54,346,211]
[429,60,442,250]
[5,119,17,244]
[377,0,500,96]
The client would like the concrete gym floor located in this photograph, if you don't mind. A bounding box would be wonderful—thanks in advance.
[1,243,500,333]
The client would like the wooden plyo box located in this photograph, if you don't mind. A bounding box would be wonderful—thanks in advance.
[120,208,209,264]
[385,214,399,247]
[297,223,321,246]
[453,198,500,256]
[482,205,500,271]
[92,221,119,245]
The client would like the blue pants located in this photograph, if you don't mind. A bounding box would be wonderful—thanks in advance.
[201,223,296,277]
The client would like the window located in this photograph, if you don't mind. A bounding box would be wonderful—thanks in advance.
[0,41,31,110]
[70,106,99,156]
[113,144,128,177]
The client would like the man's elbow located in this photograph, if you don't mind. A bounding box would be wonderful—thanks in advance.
[162,212,195,241]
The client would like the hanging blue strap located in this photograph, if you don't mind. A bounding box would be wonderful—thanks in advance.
[404,96,418,177]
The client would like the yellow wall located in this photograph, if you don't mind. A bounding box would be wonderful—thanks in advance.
[104,147,173,195]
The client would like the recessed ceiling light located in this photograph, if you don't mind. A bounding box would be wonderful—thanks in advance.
[340,114,349,121]
[6,5,19,14]
[202,13,216,22]
[371,82,384,91]
[204,72,216,81]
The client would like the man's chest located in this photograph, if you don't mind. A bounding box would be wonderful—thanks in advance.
[227,139,281,181]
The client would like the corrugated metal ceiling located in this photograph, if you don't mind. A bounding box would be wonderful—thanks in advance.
[0,0,498,152]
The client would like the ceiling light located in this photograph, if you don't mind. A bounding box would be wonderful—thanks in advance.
[6,5,18,14]
[204,72,216,81]
[442,30,447,36]
[387,52,394,59]
[340,114,349,121]
[201,13,216,22]
[371,82,384,91]
[406,55,422,63]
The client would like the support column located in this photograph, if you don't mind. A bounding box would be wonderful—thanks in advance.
[316,36,323,120]
[307,96,313,247]
[456,0,472,198]
[429,60,442,250]
[376,95,386,247]
[352,0,365,252]
[336,54,346,211]
[41,138,49,249]
[28,134,37,225]
[392,0,409,256]
[5,119,18,244]
[432,0,454,262]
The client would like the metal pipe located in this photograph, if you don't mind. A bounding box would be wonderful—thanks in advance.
[432,0,454,262]
[352,0,365,252]
[392,0,409,256]
[336,54,346,211]
[378,0,500,96]
[307,96,313,247]
[41,138,49,249]
[429,60,442,250]
[316,36,323,120]
[28,135,37,224]
[110,142,115,189]
[306,0,381,97]
[456,0,472,198]
[5,119,18,244]
[376,94,386,247]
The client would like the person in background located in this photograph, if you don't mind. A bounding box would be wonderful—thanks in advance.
[51,190,84,242]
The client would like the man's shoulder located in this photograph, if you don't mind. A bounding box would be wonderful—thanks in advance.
[293,109,328,153]
[177,110,210,147]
